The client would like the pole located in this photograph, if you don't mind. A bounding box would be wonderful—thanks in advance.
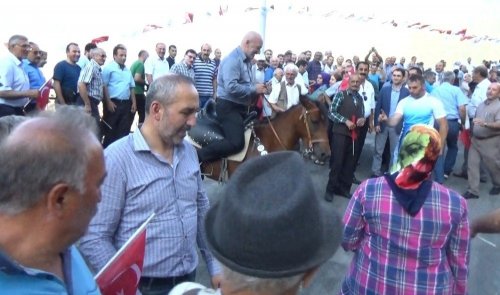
[259,0,267,52]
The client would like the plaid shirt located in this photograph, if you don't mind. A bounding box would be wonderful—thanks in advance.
[341,177,470,295]
[329,90,364,123]
[170,62,195,81]
[78,59,103,100]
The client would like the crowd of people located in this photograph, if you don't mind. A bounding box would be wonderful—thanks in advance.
[0,31,500,294]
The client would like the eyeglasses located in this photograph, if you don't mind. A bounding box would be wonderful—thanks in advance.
[100,54,107,58]
[30,50,41,55]
[362,91,367,101]
[16,44,30,49]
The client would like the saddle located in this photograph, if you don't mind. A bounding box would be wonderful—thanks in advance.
[187,99,257,147]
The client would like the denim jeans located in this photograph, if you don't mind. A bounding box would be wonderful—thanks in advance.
[434,119,460,183]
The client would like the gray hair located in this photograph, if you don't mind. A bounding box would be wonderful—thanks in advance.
[423,70,436,79]
[0,115,27,142]
[145,74,196,114]
[284,63,299,74]
[8,35,28,47]
[221,265,303,294]
[473,66,488,79]
[90,47,105,59]
[442,71,456,83]
[0,106,99,215]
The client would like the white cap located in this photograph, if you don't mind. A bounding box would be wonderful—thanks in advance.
[254,54,266,61]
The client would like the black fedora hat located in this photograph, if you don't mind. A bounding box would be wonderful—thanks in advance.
[205,151,341,278]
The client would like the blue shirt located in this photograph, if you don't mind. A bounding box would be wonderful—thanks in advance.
[53,60,81,93]
[77,55,90,70]
[0,246,100,295]
[425,81,434,94]
[431,82,468,120]
[217,46,256,105]
[307,60,323,83]
[102,61,135,100]
[79,130,220,278]
[0,52,30,107]
[368,73,381,90]
[389,87,400,117]
[22,59,46,89]
[264,67,275,83]
[395,93,447,137]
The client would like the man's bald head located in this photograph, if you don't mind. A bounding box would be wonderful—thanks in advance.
[274,68,284,82]
[0,107,101,214]
[486,82,500,100]
[240,31,263,61]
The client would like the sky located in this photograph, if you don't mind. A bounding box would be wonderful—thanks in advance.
[1,0,499,74]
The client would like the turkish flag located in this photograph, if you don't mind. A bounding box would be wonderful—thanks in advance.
[143,24,163,33]
[37,79,52,110]
[95,214,154,295]
[351,115,358,155]
[459,129,471,149]
[350,115,358,141]
[184,12,194,24]
[461,35,475,41]
[91,36,109,44]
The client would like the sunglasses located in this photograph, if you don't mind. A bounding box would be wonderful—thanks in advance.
[362,91,367,101]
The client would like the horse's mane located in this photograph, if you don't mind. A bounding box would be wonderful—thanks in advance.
[307,97,329,122]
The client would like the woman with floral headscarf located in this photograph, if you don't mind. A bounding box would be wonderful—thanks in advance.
[341,124,470,295]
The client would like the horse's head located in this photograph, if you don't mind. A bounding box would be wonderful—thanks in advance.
[298,96,331,161]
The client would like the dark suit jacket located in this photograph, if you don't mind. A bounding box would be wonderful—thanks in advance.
[374,84,410,133]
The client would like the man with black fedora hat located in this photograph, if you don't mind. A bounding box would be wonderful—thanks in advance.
[170,151,342,295]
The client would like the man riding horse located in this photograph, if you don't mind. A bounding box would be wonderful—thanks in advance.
[197,31,268,163]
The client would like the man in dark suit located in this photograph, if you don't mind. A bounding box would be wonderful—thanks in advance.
[371,68,410,176]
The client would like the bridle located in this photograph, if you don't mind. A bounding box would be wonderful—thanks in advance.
[264,105,327,154]
[299,106,328,154]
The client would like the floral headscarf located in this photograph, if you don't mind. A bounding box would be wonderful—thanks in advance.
[384,124,442,216]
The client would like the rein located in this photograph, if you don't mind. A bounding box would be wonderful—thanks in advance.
[300,107,327,153]
[265,115,287,150]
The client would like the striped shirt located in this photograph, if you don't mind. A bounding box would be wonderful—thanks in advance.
[78,129,220,277]
[170,62,195,81]
[193,56,217,96]
[341,177,470,295]
[78,59,103,100]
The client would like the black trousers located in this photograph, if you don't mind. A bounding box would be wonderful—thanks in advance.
[102,99,133,148]
[0,104,24,117]
[326,132,355,194]
[198,99,247,162]
[76,96,101,130]
[353,119,369,169]
[138,270,196,295]
[135,93,146,124]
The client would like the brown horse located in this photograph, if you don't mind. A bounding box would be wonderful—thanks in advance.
[200,96,331,181]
